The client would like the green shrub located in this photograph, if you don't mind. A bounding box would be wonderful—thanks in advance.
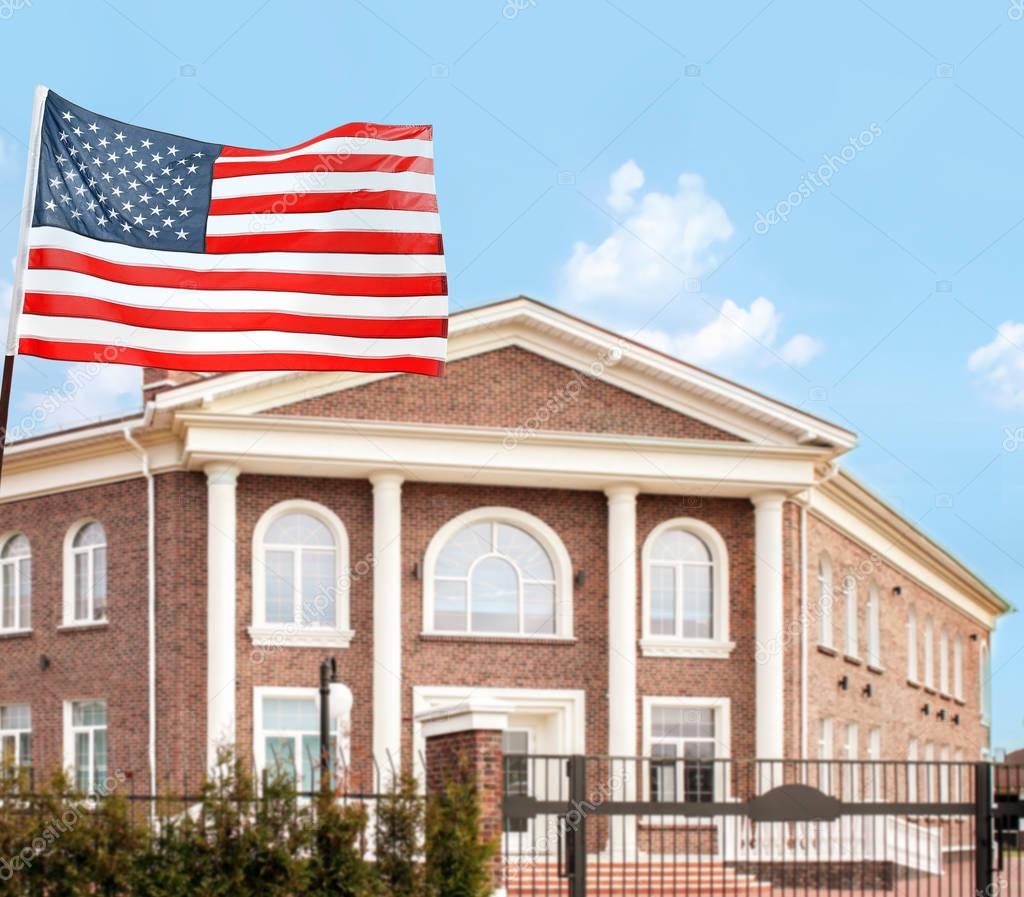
[424,764,497,897]
[305,785,375,897]
[375,772,424,897]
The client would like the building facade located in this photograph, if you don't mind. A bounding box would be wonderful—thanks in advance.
[0,297,1007,798]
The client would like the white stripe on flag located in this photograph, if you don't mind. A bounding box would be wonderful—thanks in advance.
[210,170,436,199]
[23,269,449,317]
[205,208,443,236]
[218,136,434,164]
[17,314,447,358]
[29,226,446,274]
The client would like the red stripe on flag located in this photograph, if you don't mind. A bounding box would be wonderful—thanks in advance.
[220,123,433,158]
[19,338,446,375]
[208,189,438,216]
[23,293,449,339]
[213,153,433,179]
[28,248,447,298]
[205,231,443,255]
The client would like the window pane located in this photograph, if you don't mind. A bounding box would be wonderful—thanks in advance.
[523,583,555,635]
[1,535,29,558]
[73,701,106,727]
[652,707,683,739]
[263,697,317,732]
[682,708,714,739]
[0,705,30,729]
[75,732,90,792]
[19,733,31,766]
[301,549,336,626]
[93,729,108,789]
[650,566,676,635]
[496,524,553,581]
[266,736,296,783]
[18,558,30,629]
[1,566,12,629]
[470,556,518,633]
[434,580,467,632]
[682,564,712,639]
[0,735,13,766]
[265,549,294,624]
[74,522,105,548]
[266,513,333,547]
[93,547,107,617]
[435,523,491,577]
[652,530,710,563]
[74,553,89,619]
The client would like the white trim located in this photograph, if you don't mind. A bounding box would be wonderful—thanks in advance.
[421,506,573,639]
[411,685,585,784]
[63,698,107,793]
[641,696,732,806]
[415,697,513,738]
[640,517,733,658]
[62,518,107,626]
[250,499,352,640]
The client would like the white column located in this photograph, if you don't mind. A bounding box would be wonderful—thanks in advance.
[371,471,404,777]
[753,493,786,765]
[606,485,638,757]
[205,463,239,771]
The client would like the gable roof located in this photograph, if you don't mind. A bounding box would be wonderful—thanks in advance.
[151,296,858,451]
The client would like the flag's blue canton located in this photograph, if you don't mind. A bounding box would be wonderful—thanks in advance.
[33,92,223,253]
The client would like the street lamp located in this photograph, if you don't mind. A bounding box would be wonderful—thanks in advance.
[318,657,350,791]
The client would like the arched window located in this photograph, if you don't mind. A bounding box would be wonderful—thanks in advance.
[953,634,964,701]
[0,534,31,632]
[424,508,572,638]
[817,554,834,649]
[922,616,935,689]
[64,522,107,624]
[251,501,351,648]
[907,607,918,682]
[641,518,732,657]
[866,583,881,668]
[843,572,858,658]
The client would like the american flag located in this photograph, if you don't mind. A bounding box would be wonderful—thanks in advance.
[13,90,447,375]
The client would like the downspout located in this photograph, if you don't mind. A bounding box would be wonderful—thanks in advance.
[124,406,156,800]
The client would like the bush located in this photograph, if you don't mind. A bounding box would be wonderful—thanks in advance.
[424,764,497,897]
[305,784,375,897]
[375,772,424,897]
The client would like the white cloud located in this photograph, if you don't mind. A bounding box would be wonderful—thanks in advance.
[564,170,734,304]
[636,296,822,368]
[607,159,644,212]
[968,322,1024,406]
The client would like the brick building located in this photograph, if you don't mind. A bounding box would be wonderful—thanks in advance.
[0,297,1008,799]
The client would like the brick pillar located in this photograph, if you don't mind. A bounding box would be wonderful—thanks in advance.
[418,699,511,895]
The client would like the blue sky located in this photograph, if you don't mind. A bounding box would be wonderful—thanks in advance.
[0,1,1021,750]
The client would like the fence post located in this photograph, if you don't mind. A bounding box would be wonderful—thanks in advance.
[567,755,588,897]
[975,761,993,897]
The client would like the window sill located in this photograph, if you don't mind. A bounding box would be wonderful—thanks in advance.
[923,686,937,696]
[866,664,884,675]
[954,697,966,706]
[907,678,921,689]
[843,654,863,666]
[0,628,32,640]
[816,644,838,657]
[58,621,109,632]
[248,626,354,649]
[640,638,736,659]
[420,632,576,645]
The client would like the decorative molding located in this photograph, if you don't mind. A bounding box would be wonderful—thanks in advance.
[640,638,736,659]
[247,625,355,649]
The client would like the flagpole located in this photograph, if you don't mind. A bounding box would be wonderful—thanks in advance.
[0,84,49,485]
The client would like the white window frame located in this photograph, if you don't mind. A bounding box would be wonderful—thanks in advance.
[953,634,964,701]
[63,699,108,795]
[843,722,860,801]
[253,685,352,794]
[422,507,574,640]
[250,500,353,649]
[906,607,918,683]
[817,554,834,649]
[0,533,31,634]
[843,572,859,659]
[922,616,935,689]
[62,520,108,628]
[640,518,732,658]
[0,704,32,769]
[641,696,731,805]
[866,583,881,669]
[938,626,950,695]
[818,718,834,795]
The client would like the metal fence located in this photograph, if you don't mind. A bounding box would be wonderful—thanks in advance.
[503,756,1024,896]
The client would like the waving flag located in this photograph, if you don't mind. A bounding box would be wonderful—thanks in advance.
[10,89,447,375]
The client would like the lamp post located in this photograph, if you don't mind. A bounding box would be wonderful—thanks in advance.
[319,656,337,792]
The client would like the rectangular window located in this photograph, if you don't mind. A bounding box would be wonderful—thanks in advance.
[939,628,950,695]
[259,694,338,794]
[907,737,919,802]
[0,704,31,771]
[817,718,834,794]
[68,701,107,794]
[923,618,935,689]
[866,727,881,799]
[844,577,858,658]
[0,552,30,632]
[843,722,860,801]
[907,609,918,682]
[866,587,881,667]
[649,705,716,803]
[953,636,964,701]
